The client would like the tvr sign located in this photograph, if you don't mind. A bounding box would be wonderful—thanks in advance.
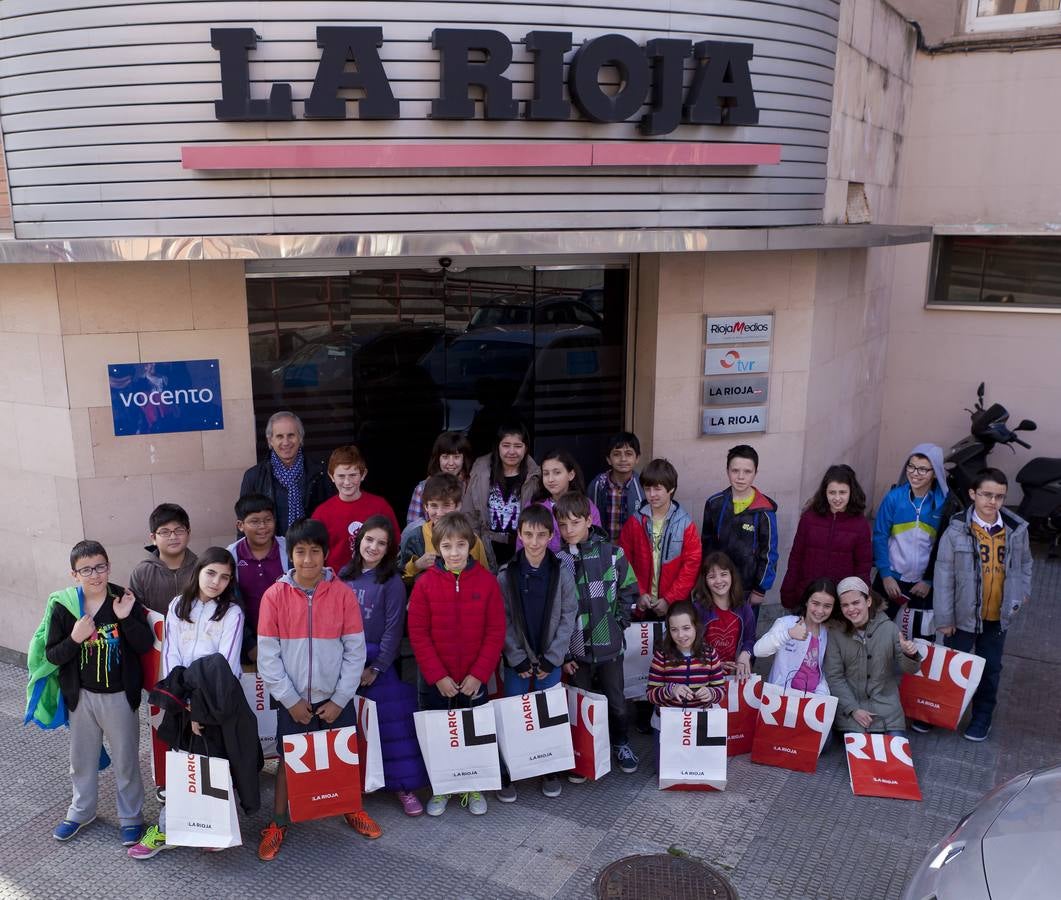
[209,26,761,136]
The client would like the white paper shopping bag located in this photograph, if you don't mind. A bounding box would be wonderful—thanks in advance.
[658,706,728,791]
[164,751,241,848]
[240,671,278,759]
[622,621,662,699]
[493,687,575,781]
[414,705,502,796]
[355,696,386,793]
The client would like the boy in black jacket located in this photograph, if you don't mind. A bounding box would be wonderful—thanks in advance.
[44,540,154,845]
[496,504,578,802]
[701,444,779,619]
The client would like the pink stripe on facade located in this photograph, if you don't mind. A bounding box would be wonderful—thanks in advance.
[180,142,782,171]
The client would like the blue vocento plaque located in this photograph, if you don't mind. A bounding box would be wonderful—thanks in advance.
[109,359,224,436]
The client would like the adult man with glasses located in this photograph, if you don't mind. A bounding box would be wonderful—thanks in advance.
[128,503,198,616]
[239,411,334,537]
[932,468,1033,742]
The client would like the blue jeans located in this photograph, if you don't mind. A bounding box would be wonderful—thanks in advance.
[502,666,562,696]
[946,621,1006,728]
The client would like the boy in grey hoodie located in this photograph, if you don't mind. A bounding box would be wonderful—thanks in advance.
[128,503,198,615]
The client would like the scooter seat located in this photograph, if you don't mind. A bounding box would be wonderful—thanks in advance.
[1017,457,1061,488]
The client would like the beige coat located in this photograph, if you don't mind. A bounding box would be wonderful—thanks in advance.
[823,609,922,732]
[464,453,541,545]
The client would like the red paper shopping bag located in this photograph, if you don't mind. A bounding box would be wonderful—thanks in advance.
[899,641,985,731]
[721,675,762,757]
[566,685,610,780]
[750,683,836,773]
[844,733,922,801]
[282,725,363,822]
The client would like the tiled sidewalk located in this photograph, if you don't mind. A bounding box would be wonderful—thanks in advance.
[2,557,1058,899]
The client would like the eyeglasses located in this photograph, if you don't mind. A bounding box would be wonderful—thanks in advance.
[975,490,1006,503]
[241,517,275,528]
[154,527,188,539]
[75,563,110,577]
[906,464,933,477]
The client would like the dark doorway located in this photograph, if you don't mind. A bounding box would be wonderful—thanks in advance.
[247,265,629,516]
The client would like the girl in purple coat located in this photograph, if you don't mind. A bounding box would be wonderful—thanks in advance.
[779,465,872,610]
[341,515,429,817]
[691,552,756,679]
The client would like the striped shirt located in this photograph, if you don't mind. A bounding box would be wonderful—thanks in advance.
[645,646,725,707]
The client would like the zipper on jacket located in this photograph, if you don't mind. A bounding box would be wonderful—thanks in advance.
[306,591,314,702]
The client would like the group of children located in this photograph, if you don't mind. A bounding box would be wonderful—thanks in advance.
[25,424,1033,863]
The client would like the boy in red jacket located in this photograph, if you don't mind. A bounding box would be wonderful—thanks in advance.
[619,459,701,615]
[619,459,701,733]
[407,511,505,818]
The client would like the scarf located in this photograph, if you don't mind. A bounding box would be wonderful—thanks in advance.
[271,448,305,530]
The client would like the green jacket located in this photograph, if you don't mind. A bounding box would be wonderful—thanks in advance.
[25,587,82,729]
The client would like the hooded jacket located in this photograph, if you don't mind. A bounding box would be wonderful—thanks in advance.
[151,653,262,815]
[256,569,366,710]
[498,550,579,674]
[932,506,1033,634]
[128,548,199,616]
[558,528,638,664]
[779,509,872,609]
[619,500,701,608]
[464,453,542,544]
[872,443,949,584]
[407,559,507,686]
[701,487,779,594]
[822,609,922,732]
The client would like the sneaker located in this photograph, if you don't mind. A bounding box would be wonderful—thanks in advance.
[461,791,487,815]
[964,721,992,742]
[127,825,173,860]
[53,816,95,842]
[567,773,587,784]
[496,784,518,803]
[345,810,382,839]
[257,822,287,861]
[120,824,146,847]
[910,721,933,734]
[541,775,562,798]
[425,794,451,817]
[397,791,423,817]
[614,743,640,774]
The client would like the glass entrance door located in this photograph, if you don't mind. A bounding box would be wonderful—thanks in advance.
[248,265,629,515]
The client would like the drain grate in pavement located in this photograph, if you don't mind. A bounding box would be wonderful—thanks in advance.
[595,853,739,899]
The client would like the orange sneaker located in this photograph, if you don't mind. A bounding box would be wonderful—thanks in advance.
[344,810,382,839]
[257,822,287,861]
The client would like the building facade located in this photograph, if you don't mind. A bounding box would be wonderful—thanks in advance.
[1,0,1057,657]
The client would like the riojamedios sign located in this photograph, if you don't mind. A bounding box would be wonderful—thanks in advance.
[210,26,760,136]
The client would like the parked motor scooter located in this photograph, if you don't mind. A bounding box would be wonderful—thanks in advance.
[944,383,1061,554]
